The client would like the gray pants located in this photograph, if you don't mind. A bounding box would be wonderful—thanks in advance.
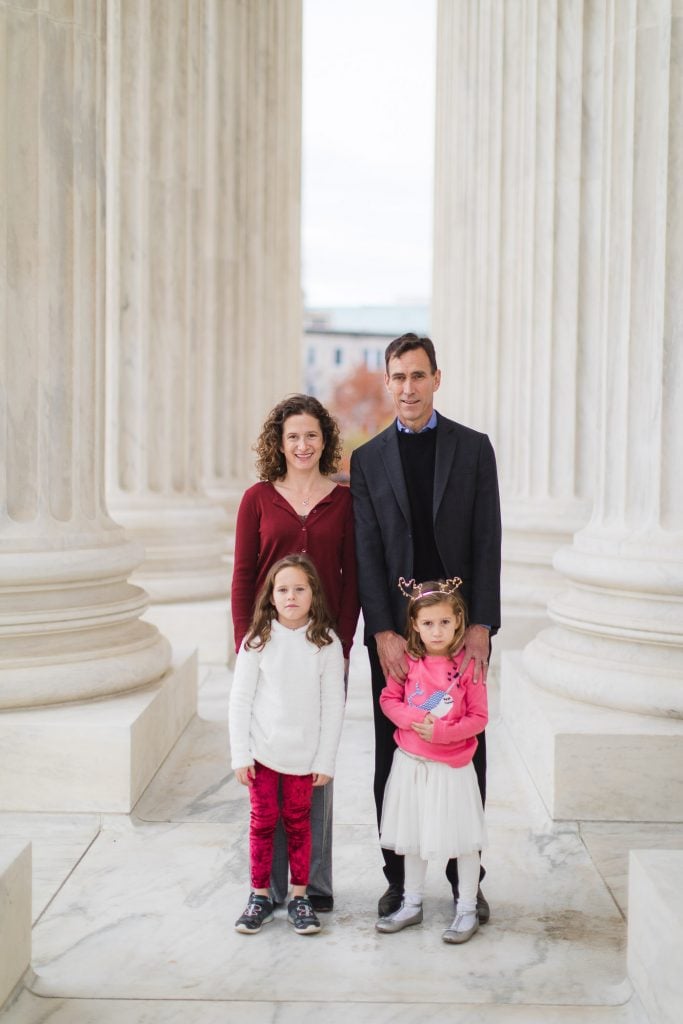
[270,778,334,902]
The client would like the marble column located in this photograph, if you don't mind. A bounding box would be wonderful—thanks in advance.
[199,0,303,514]
[503,0,683,820]
[194,0,302,662]
[106,0,231,604]
[0,0,194,811]
[433,0,600,648]
[0,0,169,708]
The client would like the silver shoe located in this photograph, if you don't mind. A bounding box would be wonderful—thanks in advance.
[375,902,423,933]
[442,911,479,944]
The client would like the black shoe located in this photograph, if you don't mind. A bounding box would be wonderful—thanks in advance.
[287,895,322,934]
[234,892,274,934]
[308,893,334,912]
[378,882,404,917]
[476,886,490,924]
[451,885,490,924]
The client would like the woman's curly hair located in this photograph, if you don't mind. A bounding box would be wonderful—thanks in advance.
[254,394,343,481]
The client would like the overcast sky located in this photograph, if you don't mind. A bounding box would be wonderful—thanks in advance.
[302,0,437,308]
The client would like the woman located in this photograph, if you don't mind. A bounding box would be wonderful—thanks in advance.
[231,394,360,911]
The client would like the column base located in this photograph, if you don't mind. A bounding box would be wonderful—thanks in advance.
[495,608,550,652]
[0,840,31,1008]
[628,850,683,1024]
[0,651,197,813]
[501,651,683,821]
[143,601,230,667]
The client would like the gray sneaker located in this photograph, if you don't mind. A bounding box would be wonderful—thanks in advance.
[287,895,321,935]
[235,892,274,934]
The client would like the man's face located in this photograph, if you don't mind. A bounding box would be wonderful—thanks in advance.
[385,348,441,432]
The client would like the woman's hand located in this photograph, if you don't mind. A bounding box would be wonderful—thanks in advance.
[235,765,255,786]
[312,773,331,787]
[411,712,435,742]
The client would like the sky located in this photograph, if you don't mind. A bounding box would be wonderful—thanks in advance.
[302,0,437,309]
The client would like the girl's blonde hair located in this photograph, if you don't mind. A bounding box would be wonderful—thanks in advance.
[405,583,468,659]
[244,554,335,651]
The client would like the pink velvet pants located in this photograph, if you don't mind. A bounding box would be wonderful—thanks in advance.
[249,761,313,890]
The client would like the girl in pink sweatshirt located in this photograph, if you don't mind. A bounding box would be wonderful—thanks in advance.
[376,579,488,944]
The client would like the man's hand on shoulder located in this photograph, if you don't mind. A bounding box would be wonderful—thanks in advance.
[462,624,490,685]
[375,630,408,682]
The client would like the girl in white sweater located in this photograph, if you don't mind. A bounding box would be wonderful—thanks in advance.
[229,554,345,936]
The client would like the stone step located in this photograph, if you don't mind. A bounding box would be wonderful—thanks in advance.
[0,840,31,1009]
[628,850,683,1024]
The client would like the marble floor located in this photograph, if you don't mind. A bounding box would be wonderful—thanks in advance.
[2,638,680,1024]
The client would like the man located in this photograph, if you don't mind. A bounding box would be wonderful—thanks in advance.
[350,333,501,920]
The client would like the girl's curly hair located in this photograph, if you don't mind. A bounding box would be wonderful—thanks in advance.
[406,584,468,659]
[254,394,343,481]
[244,554,335,651]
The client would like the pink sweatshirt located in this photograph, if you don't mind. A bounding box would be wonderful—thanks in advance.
[379,649,488,768]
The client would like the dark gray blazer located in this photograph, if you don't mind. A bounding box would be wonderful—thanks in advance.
[349,412,501,641]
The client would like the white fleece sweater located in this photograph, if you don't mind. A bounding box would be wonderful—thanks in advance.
[229,619,345,778]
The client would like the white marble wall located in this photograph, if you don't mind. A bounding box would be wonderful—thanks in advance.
[433,0,601,646]
[0,0,171,708]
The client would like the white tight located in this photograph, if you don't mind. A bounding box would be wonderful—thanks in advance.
[404,851,480,909]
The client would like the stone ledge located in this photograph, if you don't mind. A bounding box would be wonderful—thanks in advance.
[0,840,31,1009]
[500,651,683,821]
[0,650,197,813]
[628,850,683,1024]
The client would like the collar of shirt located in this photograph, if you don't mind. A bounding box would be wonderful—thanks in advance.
[396,410,438,434]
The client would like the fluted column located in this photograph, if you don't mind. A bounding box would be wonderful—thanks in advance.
[0,0,170,709]
[499,0,600,638]
[200,0,302,517]
[106,0,230,603]
[503,0,683,820]
[525,0,683,717]
[433,1,600,646]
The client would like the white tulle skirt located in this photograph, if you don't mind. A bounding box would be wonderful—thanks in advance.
[380,748,488,862]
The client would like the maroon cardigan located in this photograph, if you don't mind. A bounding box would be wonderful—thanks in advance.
[231,482,360,658]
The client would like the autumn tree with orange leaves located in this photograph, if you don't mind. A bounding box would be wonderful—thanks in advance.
[329,364,393,479]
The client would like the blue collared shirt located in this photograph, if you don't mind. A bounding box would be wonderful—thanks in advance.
[396,410,438,434]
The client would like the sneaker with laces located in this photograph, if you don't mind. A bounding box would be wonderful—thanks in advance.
[287,895,321,934]
[234,892,274,934]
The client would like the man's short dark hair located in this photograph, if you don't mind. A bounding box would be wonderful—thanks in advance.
[384,333,438,374]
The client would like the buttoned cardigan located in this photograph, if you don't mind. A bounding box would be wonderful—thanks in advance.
[231,481,360,658]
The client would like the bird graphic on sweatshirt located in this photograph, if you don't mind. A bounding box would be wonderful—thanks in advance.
[407,670,460,719]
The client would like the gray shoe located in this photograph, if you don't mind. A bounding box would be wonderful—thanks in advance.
[442,911,479,944]
[375,902,423,933]
[452,885,490,924]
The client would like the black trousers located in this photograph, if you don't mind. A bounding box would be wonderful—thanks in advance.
[368,637,486,894]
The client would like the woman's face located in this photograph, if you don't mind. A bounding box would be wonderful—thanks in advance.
[280,413,325,473]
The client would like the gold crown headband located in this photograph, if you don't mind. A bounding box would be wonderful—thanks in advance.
[398,576,463,601]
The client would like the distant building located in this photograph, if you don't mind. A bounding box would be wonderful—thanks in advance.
[303,305,429,401]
